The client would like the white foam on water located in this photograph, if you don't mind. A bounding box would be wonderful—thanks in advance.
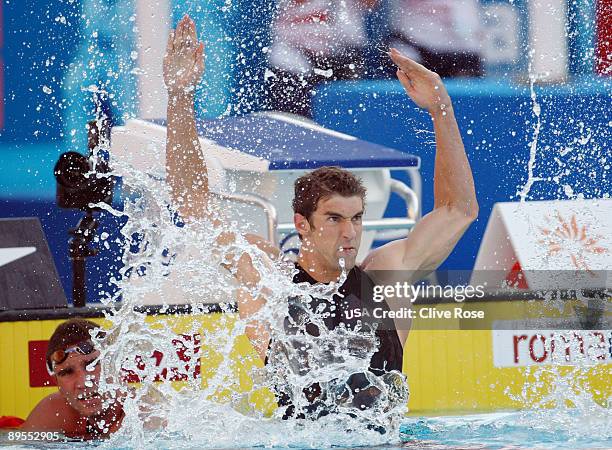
[86,155,407,449]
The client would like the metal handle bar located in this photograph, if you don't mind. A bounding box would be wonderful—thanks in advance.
[276,217,416,234]
[213,191,278,246]
[276,179,419,240]
[373,179,419,241]
[214,179,418,246]
[390,178,419,219]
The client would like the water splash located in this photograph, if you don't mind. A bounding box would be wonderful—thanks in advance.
[516,52,544,202]
[84,141,407,448]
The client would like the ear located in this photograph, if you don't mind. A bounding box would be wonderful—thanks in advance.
[294,213,311,238]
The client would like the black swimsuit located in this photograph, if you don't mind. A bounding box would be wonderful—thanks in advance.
[271,263,403,418]
[290,263,403,374]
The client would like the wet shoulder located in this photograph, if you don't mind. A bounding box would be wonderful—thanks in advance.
[22,392,79,432]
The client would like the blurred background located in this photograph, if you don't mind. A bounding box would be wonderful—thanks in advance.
[0,0,610,302]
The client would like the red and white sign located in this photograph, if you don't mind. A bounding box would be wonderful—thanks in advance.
[121,334,201,383]
[28,334,201,388]
[472,199,611,290]
[492,327,612,368]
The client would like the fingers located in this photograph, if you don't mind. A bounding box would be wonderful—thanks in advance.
[389,47,421,75]
[396,69,414,94]
[195,42,205,71]
[166,30,174,55]
[190,42,205,77]
[173,17,186,49]
[172,14,201,56]
[177,14,196,43]
[186,16,197,42]
[176,16,184,42]
[177,15,191,48]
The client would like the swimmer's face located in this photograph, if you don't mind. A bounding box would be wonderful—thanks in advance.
[53,350,103,417]
[296,194,363,271]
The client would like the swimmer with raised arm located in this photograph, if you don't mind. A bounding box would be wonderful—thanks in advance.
[164,14,477,381]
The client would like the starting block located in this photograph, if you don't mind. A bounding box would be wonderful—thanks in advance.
[471,199,612,290]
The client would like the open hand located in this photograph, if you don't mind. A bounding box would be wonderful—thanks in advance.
[389,48,451,116]
[163,15,205,96]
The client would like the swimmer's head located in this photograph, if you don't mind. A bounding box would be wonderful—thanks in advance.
[46,319,105,417]
[293,167,366,271]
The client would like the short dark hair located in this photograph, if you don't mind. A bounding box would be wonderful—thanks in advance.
[292,166,366,220]
[46,318,103,367]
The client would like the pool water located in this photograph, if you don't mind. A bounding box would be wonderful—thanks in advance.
[3,409,610,449]
[400,410,612,449]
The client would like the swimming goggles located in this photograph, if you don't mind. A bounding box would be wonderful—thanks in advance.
[46,340,96,375]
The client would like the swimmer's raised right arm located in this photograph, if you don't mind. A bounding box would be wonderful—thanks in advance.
[163,15,207,221]
[164,16,274,361]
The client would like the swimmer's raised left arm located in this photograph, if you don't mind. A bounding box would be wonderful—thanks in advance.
[164,15,208,222]
[362,49,478,341]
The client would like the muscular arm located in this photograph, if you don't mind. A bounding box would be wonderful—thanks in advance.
[363,49,478,345]
[164,15,207,221]
[363,49,478,274]
[166,92,209,220]
[164,16,278,361]
[237,282,270,362]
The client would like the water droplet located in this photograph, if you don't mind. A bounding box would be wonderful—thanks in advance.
[313,68,333,78]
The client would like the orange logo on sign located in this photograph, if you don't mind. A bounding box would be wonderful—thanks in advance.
[538,212,608,274]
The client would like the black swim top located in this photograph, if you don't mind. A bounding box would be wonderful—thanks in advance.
[290,263,403,374]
